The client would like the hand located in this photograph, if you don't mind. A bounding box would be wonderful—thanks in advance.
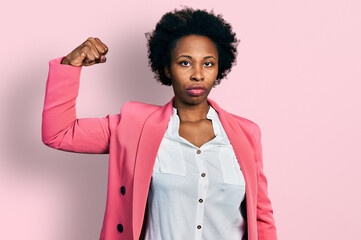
[61,37,108,66]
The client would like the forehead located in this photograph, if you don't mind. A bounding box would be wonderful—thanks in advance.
[170,34,218,58]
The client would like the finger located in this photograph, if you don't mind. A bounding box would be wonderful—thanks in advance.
[84,50,106,65]
[92,55,106,64]
[83,57,97,66]
[87,38,102,60]
[89,38,107,63]
[89,37,106,57]
[81,44,96,63]
[90,38,106,63]
[81,55,105,66]
[83,56,94,66]
[91,38,107,63]
[94,37,109,55]
[99,55,107,63]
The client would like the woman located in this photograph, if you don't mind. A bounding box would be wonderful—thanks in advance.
[42,7,277,240]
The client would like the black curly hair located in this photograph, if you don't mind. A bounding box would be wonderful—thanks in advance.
[145,6,240,86]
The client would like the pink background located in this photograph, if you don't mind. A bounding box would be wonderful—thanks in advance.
[1,0,360,239]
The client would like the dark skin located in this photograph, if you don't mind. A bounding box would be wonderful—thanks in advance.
[164,34,219,147]
[61,37,108,66]
[62,35,219,148]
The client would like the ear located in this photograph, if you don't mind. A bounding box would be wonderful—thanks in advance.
[164,65,171,79]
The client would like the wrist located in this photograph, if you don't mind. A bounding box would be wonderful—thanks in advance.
[61,56,70,65]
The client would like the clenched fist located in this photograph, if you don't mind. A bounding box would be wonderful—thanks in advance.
[61,37,108,66]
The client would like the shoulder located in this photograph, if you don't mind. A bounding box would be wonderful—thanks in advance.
[229,112,261,136]
[107,100,163,129]
[119,100,162,120]
[209,98,262,143]
[122,100,161,112]
[219,107,262,148]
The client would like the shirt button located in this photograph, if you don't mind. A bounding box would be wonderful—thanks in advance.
[201,173,206,177]
[199,199,203,203]
[196,149,201,154]
[197,225,202,229]
[117,224,124,232]
[120,186,126,195]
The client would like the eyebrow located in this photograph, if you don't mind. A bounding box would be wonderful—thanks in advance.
[175,55,217,60]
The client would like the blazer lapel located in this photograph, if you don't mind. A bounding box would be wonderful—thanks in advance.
[132,97,174,239]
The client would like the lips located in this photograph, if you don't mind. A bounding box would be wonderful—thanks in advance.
[186,85,206,96]
[187,85,206,90]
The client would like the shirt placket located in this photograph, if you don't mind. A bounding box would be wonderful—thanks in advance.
[194,147,209,240]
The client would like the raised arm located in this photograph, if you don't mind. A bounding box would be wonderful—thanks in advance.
[41,37,115,154]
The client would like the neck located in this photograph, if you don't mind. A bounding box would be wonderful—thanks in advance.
[173,97,210,122]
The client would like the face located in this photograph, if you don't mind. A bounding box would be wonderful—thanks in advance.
[164,34,219,106]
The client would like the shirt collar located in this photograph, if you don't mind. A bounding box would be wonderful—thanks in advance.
[168,105,227,145]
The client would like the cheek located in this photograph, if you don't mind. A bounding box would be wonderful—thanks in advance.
[212,65,219,75]
[209,70,218,78]
[172,66,188,77]
[171,77,182,90]
[206,69,218,82]
[171,70,188,84]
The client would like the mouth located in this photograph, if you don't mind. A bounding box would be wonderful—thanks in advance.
[186,85,207,96]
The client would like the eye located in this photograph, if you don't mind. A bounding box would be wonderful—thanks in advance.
[204,62,214,67]
[180,61,190,66]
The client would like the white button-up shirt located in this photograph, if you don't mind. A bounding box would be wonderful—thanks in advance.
[144,105,246,240]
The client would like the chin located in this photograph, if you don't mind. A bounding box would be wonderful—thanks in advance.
[184,95,208,105]
[174,90,211,106]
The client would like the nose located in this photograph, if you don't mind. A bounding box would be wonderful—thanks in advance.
[190,64,205,81]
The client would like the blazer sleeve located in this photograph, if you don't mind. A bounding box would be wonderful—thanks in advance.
[41,56,115,154]
[254,125,278,240]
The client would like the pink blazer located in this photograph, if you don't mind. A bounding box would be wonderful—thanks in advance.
[42,56,277,240]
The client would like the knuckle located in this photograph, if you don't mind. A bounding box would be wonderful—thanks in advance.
[81,45,90,51]
[83,41,92,47]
